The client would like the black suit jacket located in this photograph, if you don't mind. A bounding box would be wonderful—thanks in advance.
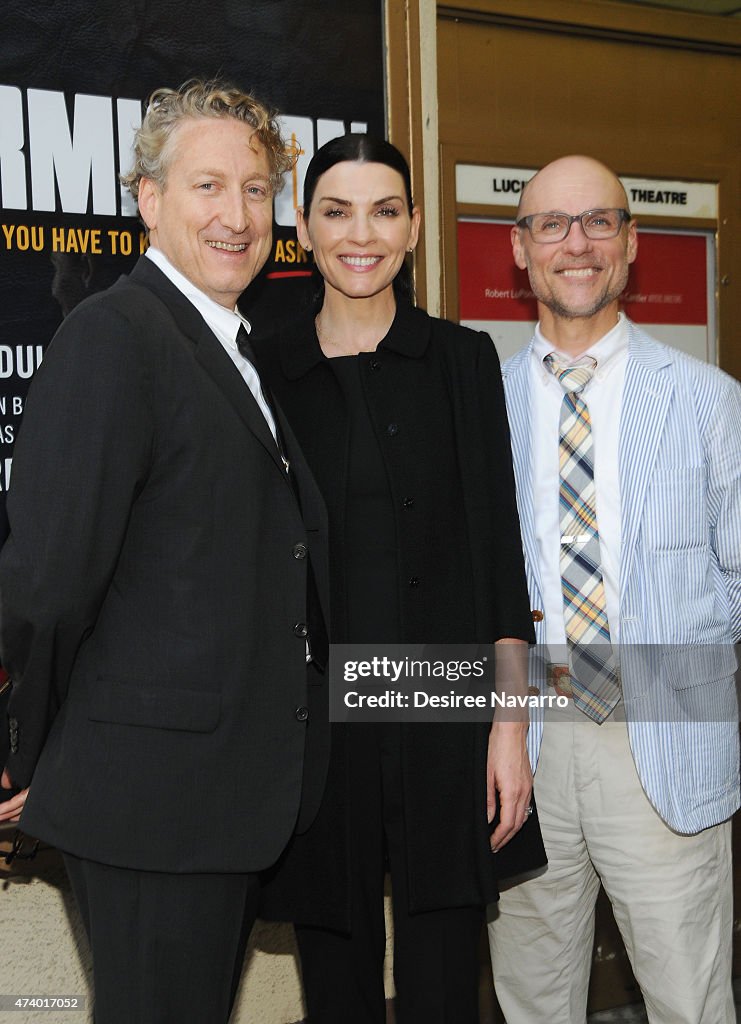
[0,256,329,873]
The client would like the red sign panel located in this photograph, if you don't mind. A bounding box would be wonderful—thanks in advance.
[623,232,707,326]
[458,221,708,327]
[458,221,536,322]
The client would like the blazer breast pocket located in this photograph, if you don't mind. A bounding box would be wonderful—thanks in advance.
[88,680,220,733]
[642,466,708,552]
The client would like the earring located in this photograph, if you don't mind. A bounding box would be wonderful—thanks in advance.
[407,247,414,253]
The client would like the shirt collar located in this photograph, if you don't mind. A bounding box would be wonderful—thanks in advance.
[145,247,251,349]
[533,313,628,384]
[280,300,431,380]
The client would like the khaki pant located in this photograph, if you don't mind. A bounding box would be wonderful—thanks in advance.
[488,701,734,1024]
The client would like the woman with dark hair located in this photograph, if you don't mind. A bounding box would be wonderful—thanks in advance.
[255,134,544,1024]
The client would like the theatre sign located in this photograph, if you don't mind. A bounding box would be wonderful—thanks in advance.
[455,164,718,365]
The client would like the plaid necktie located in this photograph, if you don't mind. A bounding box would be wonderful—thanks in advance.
[545,354,620,724]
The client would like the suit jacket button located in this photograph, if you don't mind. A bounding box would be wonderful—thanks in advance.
[295,706,309,722]
[402,497,415,509]
[9,717,19,753]
[292,543,308,559]
[369,358,382,371]
[386,423,399,437]
[408,576,420,587]
[531,609,544,622]
[293,622,309,638]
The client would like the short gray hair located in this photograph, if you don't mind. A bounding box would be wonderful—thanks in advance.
[121,78,295,199]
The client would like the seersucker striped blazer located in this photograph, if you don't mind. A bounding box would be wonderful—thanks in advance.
[503,320,741,834]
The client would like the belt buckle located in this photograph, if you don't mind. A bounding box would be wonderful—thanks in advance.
[547,663,573,698]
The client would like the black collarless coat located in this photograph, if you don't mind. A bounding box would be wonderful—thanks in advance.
[255,302,545,930]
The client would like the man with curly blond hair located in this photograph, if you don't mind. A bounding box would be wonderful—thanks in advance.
[0,79,329,1023]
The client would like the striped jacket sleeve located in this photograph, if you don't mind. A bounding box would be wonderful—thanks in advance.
[703,369,741,642]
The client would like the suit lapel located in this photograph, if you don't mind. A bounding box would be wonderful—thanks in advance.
[619,324,674,599]
[503,344,543,599]
[192,329,290,478]
[129,257,290,480]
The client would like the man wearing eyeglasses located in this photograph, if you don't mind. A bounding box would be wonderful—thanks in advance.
[488,155,740,1024]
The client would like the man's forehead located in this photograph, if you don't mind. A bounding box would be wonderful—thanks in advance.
[520,158,626,215]
[170,116,262,155]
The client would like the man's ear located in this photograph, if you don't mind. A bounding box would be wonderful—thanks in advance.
[138,178,159,232]
[626,219,638,265]
[511,225,528,270]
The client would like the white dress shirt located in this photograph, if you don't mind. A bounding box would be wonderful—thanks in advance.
[145,247,278,443]
[530,314,629,648]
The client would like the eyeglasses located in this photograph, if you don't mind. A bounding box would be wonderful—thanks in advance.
[516,208,631,244]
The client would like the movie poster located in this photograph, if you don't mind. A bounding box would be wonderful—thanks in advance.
[0,0,386,508]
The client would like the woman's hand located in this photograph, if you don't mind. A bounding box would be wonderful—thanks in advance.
[487,637,533,851]
[0,768,29,823]
[487,719,533,852]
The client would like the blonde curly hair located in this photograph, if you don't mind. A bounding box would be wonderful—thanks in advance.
[121,78,295,199]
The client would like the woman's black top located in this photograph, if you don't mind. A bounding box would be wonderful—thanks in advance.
[329,356,399,645]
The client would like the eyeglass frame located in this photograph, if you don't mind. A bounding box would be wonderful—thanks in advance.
[515,208,632,244]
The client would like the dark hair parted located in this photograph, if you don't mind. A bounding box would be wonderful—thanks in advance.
[302,134,415,307]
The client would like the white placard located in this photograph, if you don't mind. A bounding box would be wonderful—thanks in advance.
[621,177,717,219]
[455,164,535,206]
[456,164,718,219]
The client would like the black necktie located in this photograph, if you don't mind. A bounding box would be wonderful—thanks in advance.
[236,324,290,472]
[236,325,327,671]
[235,322,256,362]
